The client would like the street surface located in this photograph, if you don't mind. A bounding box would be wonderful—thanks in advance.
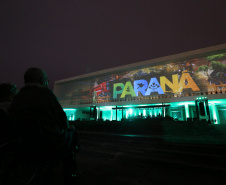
[75,131,226,185]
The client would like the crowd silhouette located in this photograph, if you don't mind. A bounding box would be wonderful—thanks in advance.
[0,68,80,185]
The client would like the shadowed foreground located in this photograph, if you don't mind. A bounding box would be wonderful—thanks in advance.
[2,120,225,185]
[72,120,226,185]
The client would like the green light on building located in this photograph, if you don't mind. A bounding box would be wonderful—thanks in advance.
[63,108,76,121]
[143,109,146,116]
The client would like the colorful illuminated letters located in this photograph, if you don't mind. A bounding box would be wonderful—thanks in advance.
[120,81,136,98]
[134,80,148,96]
[113,71,200,98]
[113,83,124,99]
[145,77,164,95]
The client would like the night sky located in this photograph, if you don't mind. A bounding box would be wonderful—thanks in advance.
[1,0,226,89]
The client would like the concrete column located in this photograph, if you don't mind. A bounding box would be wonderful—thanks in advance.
[180,106,186,121]
[116,106,117,121]
[97,107,100,120]
[89,106,91,121]
[185,104,189,121]
[211,103,219,124]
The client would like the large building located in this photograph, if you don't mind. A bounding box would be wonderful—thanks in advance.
[54,44,226,124]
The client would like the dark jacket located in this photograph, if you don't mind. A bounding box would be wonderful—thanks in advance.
[10,85,69,153]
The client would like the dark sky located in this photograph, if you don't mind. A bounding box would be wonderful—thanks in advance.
[1,0,226,89]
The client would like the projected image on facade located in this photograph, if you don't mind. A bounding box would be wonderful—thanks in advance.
[57,53,226,105]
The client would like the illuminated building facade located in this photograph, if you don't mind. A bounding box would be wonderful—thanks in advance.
[54,44,226,124]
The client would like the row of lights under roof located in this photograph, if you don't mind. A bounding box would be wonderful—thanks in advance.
[196,97,208,100]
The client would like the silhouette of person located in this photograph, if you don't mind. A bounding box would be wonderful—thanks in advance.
[0,83,18,119]
[10,68,75,152]
[0,83,18,185]
[0,83,18,142]
[9,68,78,183]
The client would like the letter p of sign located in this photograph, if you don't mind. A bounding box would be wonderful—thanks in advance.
[113,83,125,99]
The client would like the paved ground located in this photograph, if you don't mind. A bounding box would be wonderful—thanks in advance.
[2,122,226,185]
[75,131,226,185]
